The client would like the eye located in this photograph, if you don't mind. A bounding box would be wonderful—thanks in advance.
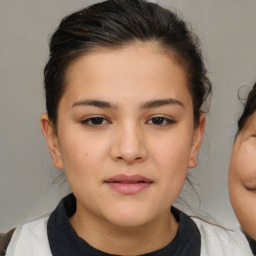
[147,117,175,126]
[81,117,109,126]
[243,177,256,192]
[244,185,256,193]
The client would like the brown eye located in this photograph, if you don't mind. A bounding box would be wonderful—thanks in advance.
[81,117,108,126]
[152,117,165,125]
[147,117,175,126]
[90,117,105,125]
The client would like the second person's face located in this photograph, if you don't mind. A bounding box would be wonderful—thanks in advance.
[229,112,256,239]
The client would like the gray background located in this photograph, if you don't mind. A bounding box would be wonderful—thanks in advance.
[1,0,256,231]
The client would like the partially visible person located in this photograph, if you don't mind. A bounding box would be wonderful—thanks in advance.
[0,0,254,255]
[229,82,256,254]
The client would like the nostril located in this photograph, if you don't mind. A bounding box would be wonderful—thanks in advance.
[135,156,143,161]
[115,155,143,163]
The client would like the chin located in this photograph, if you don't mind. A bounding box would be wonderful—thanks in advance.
[108,215,151,228]
[103,205,154,228]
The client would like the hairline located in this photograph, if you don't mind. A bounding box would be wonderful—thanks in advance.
[52,40,195,130]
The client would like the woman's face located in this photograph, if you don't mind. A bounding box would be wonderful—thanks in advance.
[42,42,204,228]
[229,112,256,239]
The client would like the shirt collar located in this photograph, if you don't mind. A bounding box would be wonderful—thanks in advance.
[47,193,200,256]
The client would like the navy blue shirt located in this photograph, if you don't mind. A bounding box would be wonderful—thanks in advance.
[47,194,201,256]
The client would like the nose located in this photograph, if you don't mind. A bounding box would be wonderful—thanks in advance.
[110,123,147,164]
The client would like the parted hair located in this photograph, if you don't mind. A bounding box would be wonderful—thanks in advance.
[44,0,211,128]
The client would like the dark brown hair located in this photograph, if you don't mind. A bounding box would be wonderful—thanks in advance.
[237,82,256,133]
[44,0,211,128]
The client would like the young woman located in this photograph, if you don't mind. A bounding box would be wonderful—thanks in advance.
[229,82,256,254]
[0,0,253,255]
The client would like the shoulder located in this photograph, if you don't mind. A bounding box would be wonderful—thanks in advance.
[191,217,253,256]
[0,229,15,256]
[244,232,256,256]
[4,215,52,256]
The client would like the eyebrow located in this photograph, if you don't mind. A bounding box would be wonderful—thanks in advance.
[72,99,117,109]
[72,98,184,109]
[140,98,184,109]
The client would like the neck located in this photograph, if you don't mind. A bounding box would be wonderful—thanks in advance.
[69,204,178,255]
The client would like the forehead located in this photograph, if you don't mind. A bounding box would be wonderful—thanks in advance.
[244,112,256,130]
[63,42,191,106]
[237,112,256,142]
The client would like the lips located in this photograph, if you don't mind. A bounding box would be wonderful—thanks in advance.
[105,174,153,194]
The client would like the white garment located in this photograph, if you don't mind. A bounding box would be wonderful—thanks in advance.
[6,215,253,256]
[6,216,52,256]
[192,217,253,256]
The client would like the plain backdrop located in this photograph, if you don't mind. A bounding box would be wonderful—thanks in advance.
[1,0,256,231]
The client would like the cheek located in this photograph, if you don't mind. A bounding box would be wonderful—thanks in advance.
[232,142,256,184]
[58,128,108,177]
[150,131,192,168]
[58,133,110,199]
[149,133,192,192]
[229,139,256,238]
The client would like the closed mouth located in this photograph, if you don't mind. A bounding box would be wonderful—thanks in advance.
[104,174,153,194]
[105,174,153,184]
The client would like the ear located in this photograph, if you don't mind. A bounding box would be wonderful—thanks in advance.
[40,113,64,169]
[188,114,206,168]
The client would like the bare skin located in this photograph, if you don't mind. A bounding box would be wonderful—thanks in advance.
[41,42,205,255]
[229,113,256,240]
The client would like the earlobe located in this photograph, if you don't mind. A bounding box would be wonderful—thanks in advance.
[40,113,64,170]
[189,114,206,168]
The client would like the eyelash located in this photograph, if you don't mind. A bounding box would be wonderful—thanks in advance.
[80,116,175,127]
[244,185,256,193]
[80,116,110,126]
[147,116,176,126]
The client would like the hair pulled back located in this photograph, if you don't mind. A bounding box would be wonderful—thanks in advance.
[237,82,256,133]
[44,0,211,127]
